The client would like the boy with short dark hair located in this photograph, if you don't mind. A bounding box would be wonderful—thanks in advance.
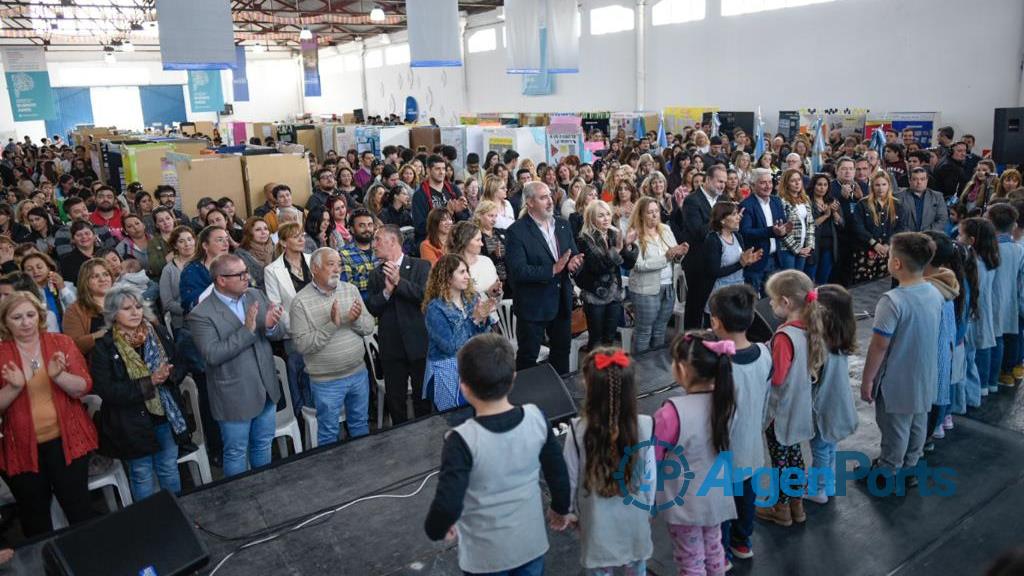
[424,333,571,575]
[708,284,771,561]
[861,232,944,490]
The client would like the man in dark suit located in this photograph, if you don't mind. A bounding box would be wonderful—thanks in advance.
[895,167,948,233]
[681,164,727,328]
[740,168,790,296]
[506,181,583,374]
[365,224,432,425]
[189,254,284,478]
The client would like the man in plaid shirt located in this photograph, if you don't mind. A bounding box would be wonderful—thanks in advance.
[340,208,380,299]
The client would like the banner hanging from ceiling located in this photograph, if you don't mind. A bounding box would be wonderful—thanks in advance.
[187,70,224,113]
[505,0,580,74]
[407,0,462,67]
[301,35,321,97]
[1,46,55,121]
[232,46,249,102]
[156,0,235,69]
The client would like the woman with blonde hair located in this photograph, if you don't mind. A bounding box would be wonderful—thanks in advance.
[777,168,816,273]
[850,171,901,283]
[993,167,1022,201]
[0,291,96,536]
[473,200,510,296]
[398,163,419,190]
[483,174,516,228]
[576,200,638,346]
[628,197,688,352]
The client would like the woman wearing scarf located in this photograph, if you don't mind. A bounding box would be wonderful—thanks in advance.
[90,284,190,501]
[234,217,275,292]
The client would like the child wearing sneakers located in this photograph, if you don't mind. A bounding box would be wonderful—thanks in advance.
[987,203,1024,392]
[805,284,858,504]
[423,333,571,575]
[757,270,824,526]
[708,285,771,564]
[655,331,738,576]
[921,231,960,448]
[861,232,944,490]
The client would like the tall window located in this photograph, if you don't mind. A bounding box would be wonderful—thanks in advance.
[652,0,706,25]
[589,5,635,35]
[467,28,498,53]
[721,0,835,17]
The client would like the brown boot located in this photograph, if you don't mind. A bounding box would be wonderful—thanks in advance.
[789,498,806,523]
[755,501,793,527]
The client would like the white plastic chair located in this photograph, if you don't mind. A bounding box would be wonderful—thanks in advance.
[53,396,133,529]
[176,376,212,486]
[272,356,304,458]
[672,266,687,330]
[496,299,549,361]
[568,332,589,373]
[364,330,387,429]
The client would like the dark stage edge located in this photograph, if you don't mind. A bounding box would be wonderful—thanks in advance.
[8,279,1024,576]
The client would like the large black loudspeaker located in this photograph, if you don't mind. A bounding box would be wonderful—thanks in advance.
[748,297,781,343]
[42,490,208,576]
[992,108,1024,165]
[510,363,578,426]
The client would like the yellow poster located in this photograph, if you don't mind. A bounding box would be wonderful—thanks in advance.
[663,106,719,134]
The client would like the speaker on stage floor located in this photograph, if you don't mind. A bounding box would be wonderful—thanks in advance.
[993,108,1024,165]
[510,363,578,426]
[42,490,208,576]
[748,297,780,343]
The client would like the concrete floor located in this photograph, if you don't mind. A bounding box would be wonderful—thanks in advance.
[7,279,1024,575]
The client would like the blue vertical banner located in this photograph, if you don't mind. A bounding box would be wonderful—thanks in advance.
[232,46,249,102]
[301,35,321,97]
[187,70,224,113]
[1,47,56,121]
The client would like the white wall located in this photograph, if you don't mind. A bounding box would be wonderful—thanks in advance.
[645,0,1024,149]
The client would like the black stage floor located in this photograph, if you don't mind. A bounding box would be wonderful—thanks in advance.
[8,279,1024,575]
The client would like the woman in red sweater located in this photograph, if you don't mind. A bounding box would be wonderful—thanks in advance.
[0,291,96,536]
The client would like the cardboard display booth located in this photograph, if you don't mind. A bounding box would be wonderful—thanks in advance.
[120,139,209,193]
[410,126,441,151]
[165,153,246,218]
[242,153,313,217]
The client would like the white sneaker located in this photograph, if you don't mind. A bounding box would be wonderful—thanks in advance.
[943,415,954,430]
[932,425,945,439]
[981,387,989,397]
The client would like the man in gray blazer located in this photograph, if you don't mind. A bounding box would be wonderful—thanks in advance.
[189,254,284,478]
[896,167,949,233]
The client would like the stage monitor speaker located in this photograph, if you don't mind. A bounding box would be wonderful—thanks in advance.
[748,296,781,343]
[510,363,578,426]
[993,108,1024,165]
[42,490,208,576]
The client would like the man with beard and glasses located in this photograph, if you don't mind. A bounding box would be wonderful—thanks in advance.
[89,185,124,240]
[339,208,380,300]
[154,185,190,226]
[505,181,582,374]
[289,247,374,447]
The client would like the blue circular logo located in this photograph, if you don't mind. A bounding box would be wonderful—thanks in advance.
[615,439,694,516]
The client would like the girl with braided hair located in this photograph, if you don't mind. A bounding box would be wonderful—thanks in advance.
[654,330,738,576]
[562,347,653,575]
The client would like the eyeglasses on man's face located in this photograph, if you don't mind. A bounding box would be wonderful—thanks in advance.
[221,270,249,280]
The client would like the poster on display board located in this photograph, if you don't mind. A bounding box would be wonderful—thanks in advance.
[334,125,356,156]
[778,111,801,143]
[581,113,610,138]
[864,119,891,142]
[664,107,718,135]
[465,126,487,164]
[441,127,467,175]
[516,127,548,165]
[798,108,868,140]
[547,124,583,164]
[889,112,937,147]
[355,126,381,157]
[610,112,640,139]
[484,128,516,159]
